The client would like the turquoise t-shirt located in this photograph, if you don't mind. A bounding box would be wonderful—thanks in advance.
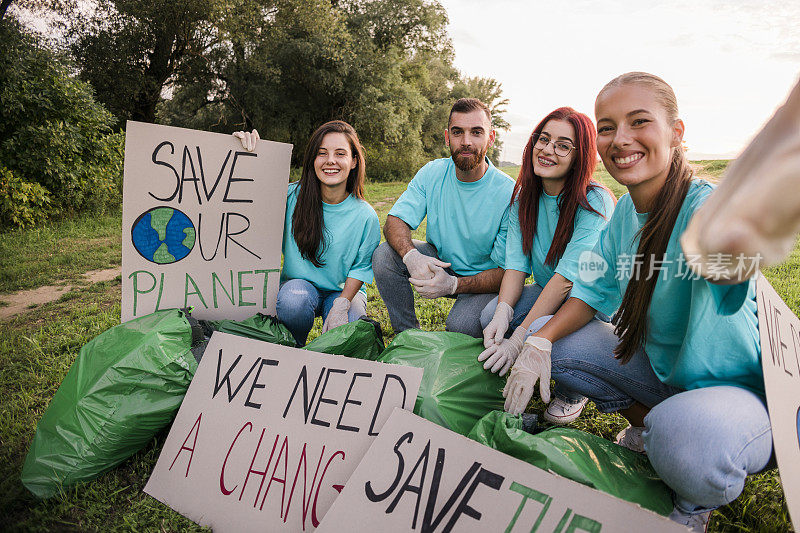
[281,182,380,296]
[570,179,763,394]
[505,185,616,286]
[388,157,515,276]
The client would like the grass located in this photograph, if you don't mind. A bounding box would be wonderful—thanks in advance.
[0,161,794,532]
[0,208,122,295]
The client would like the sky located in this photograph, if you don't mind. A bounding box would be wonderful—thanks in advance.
[438,0,800,163]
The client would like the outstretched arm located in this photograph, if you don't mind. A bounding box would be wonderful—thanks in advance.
[681,77,800,281]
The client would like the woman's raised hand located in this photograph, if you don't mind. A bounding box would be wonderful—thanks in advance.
[233,129,260,152]
[681,78,800,280]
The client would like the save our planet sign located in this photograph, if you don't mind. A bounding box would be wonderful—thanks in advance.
[121,121,292,322]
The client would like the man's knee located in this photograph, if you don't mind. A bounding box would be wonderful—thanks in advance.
[372,242,401,277]
[479,297,499,330]
[446,307,482,338]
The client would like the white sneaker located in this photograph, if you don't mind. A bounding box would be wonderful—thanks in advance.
[668,507,711,533]
[614,425,645,453]
[543,397,588,424]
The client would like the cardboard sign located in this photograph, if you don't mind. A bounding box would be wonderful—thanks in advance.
[318,409,684,533]
[121,121,291,322]
[144,332,423,532]
[756,275,800,529]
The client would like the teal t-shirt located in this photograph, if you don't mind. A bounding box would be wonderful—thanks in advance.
[505,185,616,286]
[281,182,380,295]
[570,179,763,394]
[388,157,515,276]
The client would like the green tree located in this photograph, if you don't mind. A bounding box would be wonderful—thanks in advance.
[450,76,510,164]
[71,0,221,124]
[157,0,509,179]
[0,18,122,226]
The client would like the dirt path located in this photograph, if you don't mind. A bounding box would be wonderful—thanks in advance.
[0,267,121,321]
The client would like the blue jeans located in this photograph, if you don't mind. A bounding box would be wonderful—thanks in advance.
[527,315,774,514]
[276,279,367,346]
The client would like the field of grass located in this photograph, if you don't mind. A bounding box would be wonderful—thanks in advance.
[0,161,795,531]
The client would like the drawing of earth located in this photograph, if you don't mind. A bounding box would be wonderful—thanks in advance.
[131,207,196,264]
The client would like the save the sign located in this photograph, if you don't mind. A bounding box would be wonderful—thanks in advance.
[318,409,684,533]
[756,275,800,530]
[144,332,423,532]
[121,121,291,322]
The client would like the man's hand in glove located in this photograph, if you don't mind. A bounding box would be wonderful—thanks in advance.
[503,336,553,414]
[409,266,458,299]
[402,249,451,281]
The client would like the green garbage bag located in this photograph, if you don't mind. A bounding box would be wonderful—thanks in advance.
[206,313,294,346]
[304,318,385,359]
[468,410,673,516]
[21,309,202,498]
[378,330,505,436]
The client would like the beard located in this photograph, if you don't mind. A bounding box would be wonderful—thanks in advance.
[450,144,487,172]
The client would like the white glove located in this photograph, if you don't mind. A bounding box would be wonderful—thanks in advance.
[322,297,350,333]
[483,301,514,348]
[409,266,458,299]
[477,326,525,376]
[232,129,260,152]
[402,248,451,281]
[503,336,553,414]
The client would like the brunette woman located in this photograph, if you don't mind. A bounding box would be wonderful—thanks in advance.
[235,121,380,346]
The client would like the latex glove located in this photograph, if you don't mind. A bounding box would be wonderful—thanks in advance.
[402,248,451,281]
[477,326,525,376]
[503,336,553,414]
[232,129,260,152]
[321,297,350,333]
[681,78,800,279]
[483,301,514,348]
[409,266,458,299]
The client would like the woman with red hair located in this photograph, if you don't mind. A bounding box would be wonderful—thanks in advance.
[478,107,615,423]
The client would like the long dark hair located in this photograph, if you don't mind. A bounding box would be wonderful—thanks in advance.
[599,72,694,364]
[512,107,614,266]
[293,120,366,267]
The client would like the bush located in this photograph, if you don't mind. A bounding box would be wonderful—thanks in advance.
[0,18,123,228]
[0,167,51,228]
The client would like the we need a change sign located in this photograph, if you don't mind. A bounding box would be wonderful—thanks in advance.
[121,121,291,322]
[144,333,423,532]
[317,409,684,532]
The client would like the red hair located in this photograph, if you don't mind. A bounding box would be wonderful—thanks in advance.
[512,107,615,266]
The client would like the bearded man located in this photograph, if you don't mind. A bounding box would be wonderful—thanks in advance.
[373,98,515,337]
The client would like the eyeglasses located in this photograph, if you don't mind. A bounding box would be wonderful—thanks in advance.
[532,133,575,157]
